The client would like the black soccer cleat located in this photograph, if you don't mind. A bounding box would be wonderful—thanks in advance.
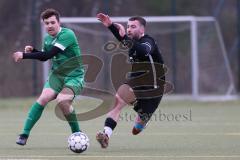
[16,134,28,146]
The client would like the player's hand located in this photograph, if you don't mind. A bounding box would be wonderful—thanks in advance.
[24,45,33,53]
[97,13,112,27]
[114,23,126,37]
[12,51,23,62]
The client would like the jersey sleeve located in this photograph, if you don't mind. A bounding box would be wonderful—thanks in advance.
[139,37,155,56]
[54,30,75,51]
[108,23,124,41]
[23,46,62,61]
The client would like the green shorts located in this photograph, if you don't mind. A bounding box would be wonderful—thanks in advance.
[44,72,84,96]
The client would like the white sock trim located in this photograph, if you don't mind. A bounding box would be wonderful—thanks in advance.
[104,126,113,138]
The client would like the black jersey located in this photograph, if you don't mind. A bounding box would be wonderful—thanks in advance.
[108,23,165,85]
[108,24,164,65]
[127,35,164,64]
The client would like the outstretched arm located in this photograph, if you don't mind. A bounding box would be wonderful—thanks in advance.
[97,13,112,27]
[97,13,126,41]
[12,46,62,62]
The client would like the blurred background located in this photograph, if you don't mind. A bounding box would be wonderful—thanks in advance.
[0,0,239,99]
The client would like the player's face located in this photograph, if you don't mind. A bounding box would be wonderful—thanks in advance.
[43,15,60,37]
[127,20,144,40]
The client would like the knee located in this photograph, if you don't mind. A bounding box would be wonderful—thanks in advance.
[37,88,56,106]
[56,94,71,105]
[56,95,72,114]
[114,94,127,109]
[56,95,63,105]
[37,95,52,106]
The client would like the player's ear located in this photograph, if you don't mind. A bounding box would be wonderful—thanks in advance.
[140,25,145,34]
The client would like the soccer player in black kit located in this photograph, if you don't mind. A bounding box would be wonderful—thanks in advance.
[96,13,165,148]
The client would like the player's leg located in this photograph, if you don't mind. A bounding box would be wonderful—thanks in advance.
[96,84,136,148]
[132,96,162,135]
[132,112,149,135]
[96,93,127,149]
[56,87,80,133]
[16,88,57,145]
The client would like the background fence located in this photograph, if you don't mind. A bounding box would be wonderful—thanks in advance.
[0,0,238,97]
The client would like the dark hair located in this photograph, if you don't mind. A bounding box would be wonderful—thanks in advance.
[41,8,60,22]
[129,16,146,27]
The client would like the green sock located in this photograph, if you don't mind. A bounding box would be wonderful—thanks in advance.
[65,110,80,133]
[22,102,44,136]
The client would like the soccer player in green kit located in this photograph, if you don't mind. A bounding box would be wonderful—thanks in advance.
[12,8,84,146]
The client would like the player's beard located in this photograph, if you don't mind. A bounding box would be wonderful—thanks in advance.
[132,35,141,41]
[128,33,141,40]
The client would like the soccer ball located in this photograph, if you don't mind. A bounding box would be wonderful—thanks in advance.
[68,132,90,153]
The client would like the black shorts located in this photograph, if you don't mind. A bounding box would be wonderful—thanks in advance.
[126,72,165,122]
[133,96,162,122]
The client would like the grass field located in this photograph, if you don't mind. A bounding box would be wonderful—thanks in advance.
[0,97,240,160]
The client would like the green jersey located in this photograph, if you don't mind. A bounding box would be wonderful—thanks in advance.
[43,27,84,78]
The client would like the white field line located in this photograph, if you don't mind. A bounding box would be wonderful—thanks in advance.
[1,155,240,158]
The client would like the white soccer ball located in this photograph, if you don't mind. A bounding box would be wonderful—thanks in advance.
[68,132,90,153]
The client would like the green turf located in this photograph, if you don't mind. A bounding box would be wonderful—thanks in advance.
[0,97,240,160]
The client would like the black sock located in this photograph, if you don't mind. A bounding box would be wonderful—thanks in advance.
[104,117,117,130]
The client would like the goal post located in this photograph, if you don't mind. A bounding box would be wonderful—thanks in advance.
[40,16,237,101]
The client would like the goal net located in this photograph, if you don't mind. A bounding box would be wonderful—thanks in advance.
[41,16,237,101]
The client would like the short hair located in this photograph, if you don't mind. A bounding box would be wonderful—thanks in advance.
[41,8,60,22]
[129,16,146,27]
